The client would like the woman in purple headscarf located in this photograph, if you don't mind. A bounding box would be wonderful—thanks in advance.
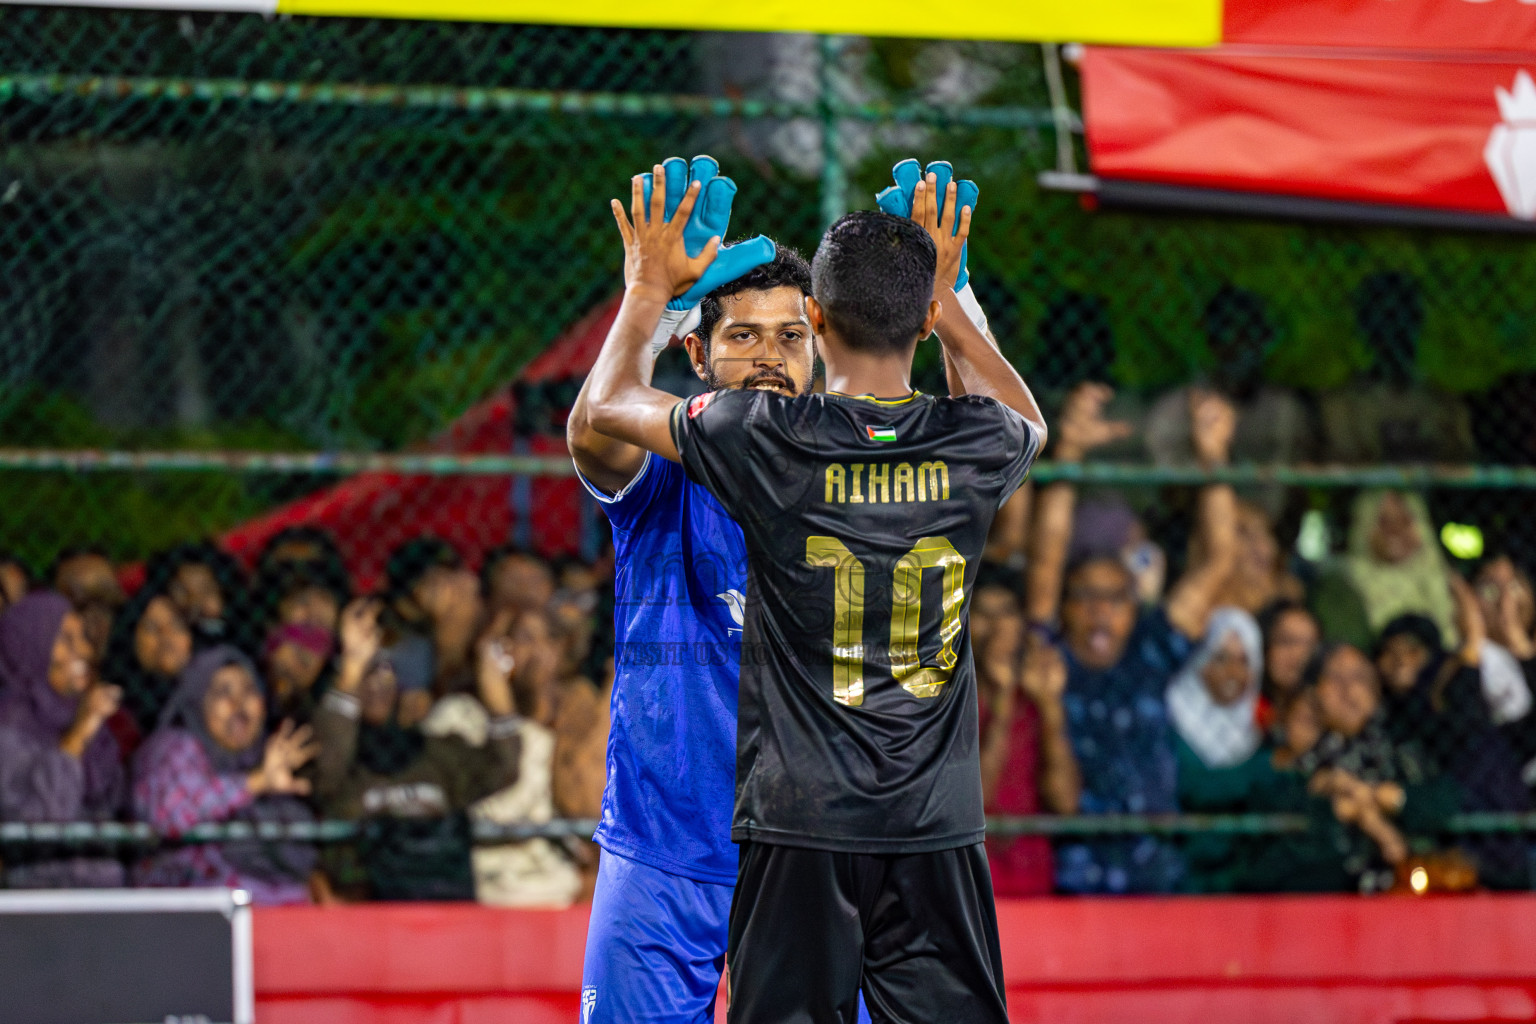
[132,645,319,905]
[0,591,127,887]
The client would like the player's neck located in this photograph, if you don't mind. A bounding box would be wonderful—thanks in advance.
[820,346,916,400]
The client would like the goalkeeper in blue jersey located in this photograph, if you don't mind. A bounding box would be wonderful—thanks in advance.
[567,155,816,1024]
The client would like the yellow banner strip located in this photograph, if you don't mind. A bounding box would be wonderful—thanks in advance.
[273,0,1220,47]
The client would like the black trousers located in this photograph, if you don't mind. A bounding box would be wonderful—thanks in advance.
[725,841,1009,1024]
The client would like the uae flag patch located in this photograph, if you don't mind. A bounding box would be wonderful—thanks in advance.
[866,425,897,443]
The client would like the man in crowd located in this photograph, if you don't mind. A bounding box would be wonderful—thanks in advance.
[1027,381,1237,893]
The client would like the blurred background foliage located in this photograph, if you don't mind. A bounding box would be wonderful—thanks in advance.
[1,7,1533,566]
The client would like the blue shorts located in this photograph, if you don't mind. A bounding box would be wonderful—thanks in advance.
[582,849,731,1024]
[581,848,872,1024]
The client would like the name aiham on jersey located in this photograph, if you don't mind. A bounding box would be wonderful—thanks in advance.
[824,461,949,504]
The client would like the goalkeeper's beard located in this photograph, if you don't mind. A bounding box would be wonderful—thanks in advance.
[704,362,811,398]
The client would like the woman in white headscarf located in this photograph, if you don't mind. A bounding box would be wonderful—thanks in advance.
[1170,607,1334,893]
[1168,607,1264,772]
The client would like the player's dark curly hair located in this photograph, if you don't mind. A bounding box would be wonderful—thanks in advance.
[811,211,936,353]
[694,244,813,354]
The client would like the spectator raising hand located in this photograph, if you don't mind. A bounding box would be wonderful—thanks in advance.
[974,581,1080,897]
[1498,572,1536,661]
[1449,575,1487,668]
[1189,388,1237,469]
[132,647,319,905]
[0,593,128,889]
[1166,389,1239,640]
[1055,382,1135,461]
[1477,556,1536,661]
[1016,633,1079,816]
[462,605,589,909]
[313,592,523,901]
[1028,382,1238,894]
[1026,382,1134,625]
[247,720,319,797]
[337,598,384,685]
[1018,631,1068,705]
[60,680,123,760]
[475,610,518,719]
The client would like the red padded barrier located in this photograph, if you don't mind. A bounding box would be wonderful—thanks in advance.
[993,897,1536,1024]
[253,897,1536,1024]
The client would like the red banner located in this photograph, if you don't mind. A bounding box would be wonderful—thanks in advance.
[1082,48,1536,219]
[1224,0,1536,53]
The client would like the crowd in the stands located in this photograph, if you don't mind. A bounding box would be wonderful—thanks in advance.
[1,379,1535,901]
[0,533,610,905]
[976,382,1536,896]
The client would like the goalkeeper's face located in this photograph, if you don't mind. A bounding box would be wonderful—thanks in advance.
[687,286,815,398]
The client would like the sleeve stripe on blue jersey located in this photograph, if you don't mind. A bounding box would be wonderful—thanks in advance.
[575,451,655,505]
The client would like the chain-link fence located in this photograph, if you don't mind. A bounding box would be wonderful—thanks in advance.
[3,5,1536,898]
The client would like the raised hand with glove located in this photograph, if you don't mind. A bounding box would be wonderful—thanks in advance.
[637,154,776,359]
[575,155,793,470]
[876,158,990,340]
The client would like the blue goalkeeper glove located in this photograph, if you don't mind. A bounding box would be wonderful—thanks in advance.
[642,154,776,312]
[875,158,987,337]
[875,158,979,290]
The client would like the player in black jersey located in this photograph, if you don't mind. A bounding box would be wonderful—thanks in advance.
[586,158,1047,1024]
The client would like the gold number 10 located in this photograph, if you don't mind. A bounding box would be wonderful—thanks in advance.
[805,535,966,707]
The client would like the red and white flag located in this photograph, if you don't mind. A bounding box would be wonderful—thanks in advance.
[1083,47,1536,220]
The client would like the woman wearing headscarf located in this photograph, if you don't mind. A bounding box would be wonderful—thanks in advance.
[1169,608,1270,891]
[1374,612,1530,888]
[0,592,127,887]
[1169,608,1265,774]
[1300,644,1460,890]
[132,646,318,904]
[1314,491,1455,651]
[105,584,195,736]
[1168,614,1365,895]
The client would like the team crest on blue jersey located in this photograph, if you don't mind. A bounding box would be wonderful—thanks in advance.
[582,985,597,1023]
[717,589,746,636]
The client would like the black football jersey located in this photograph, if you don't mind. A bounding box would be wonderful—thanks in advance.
[670,387,1042,853]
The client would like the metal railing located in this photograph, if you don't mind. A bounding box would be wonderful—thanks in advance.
[6,813,1536,847]
[7,451,1536,490]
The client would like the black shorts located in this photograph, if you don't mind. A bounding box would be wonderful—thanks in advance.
[725,841,1008,1024]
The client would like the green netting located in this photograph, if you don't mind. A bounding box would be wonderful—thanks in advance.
[3,8,1536,896]
[0,6,1534,563]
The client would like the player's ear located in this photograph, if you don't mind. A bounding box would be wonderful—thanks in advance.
[805,295,827,336]
[683,332,710,382]
[920,298,942,338]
